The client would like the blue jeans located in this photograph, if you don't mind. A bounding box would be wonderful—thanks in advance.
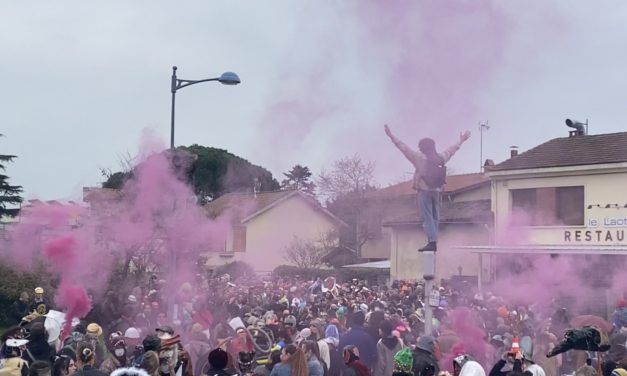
[419,190,440,242]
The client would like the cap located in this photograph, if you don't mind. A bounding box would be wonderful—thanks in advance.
[34,287,44,294]
[127,295,137,303]
[124,327,141,339]
[155,325,174,336]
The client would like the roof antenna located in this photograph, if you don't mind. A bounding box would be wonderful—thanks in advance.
[253,178,260,198]
[479,121,490,172]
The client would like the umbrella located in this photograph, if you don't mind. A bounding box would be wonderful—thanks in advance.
[570,315,612,333]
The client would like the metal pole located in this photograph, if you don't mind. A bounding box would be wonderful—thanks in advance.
[169,66,178,323]
[422,250,435,336]
[424,276,434,336]
[479,121,489,172]
[170,66,178,150]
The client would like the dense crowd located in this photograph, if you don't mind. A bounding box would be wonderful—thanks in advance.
[0,274,625,376]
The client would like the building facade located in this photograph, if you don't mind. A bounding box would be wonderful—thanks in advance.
[470,130,627,307]
[204,190,344,273]
[375,173,492,281]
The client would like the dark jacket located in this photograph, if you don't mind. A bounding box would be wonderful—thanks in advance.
[489,359,528,376]
[206,367,238,376]
[11,301,30,323]
[343,361,371,376]
[412,337,439,376]
[23,339,55,364]
[73,365,109,376]
[339,326,377,368]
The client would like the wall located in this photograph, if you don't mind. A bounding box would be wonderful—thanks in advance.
[243,195,338,273]
[389,223,489,281]
[491,169,627,246]
[360,195,415,259]
[448,185,491,203]
[362,184,490,259]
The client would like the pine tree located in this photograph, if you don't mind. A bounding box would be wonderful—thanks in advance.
[0,135,23,218]
[281,164,315,194]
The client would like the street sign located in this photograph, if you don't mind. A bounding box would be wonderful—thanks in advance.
[429,289,440,307]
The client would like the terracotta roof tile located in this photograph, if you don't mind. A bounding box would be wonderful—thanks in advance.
[366,173,488,199]
[490,132,627,171]
[382,199,492,225]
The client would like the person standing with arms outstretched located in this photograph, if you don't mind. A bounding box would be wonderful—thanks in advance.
[384,125,471,252]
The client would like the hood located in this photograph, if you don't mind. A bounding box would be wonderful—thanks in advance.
[416,336,436,354]
[111,367,151,376]
[525,364,546,376]
[459,361,486,376]
[381,336,400,351]
[325,325,339,340]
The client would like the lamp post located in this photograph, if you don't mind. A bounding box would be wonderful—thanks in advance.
[168,65,240,322]
[170,66,240,150]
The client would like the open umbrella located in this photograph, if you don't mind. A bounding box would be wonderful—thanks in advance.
[570,315,612,333]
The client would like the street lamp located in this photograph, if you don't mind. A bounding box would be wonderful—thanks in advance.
[168,65,239,323]
[169,66,240,150]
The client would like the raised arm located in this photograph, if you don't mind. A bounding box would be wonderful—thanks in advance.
[441,130,471,163]
[384,124,421,166]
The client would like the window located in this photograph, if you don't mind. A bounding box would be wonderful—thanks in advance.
[232,226,247,252]
[511,186,584,226]
[557,186,585,225]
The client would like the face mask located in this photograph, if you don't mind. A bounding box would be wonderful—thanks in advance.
[114,348,125,358]
[160,358,170,373]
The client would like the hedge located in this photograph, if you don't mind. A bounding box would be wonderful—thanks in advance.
[271,265,385,284]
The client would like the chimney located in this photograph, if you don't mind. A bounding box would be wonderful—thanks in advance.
[565,119,587,137]
[510,146,518,158]
[483,159,495,171]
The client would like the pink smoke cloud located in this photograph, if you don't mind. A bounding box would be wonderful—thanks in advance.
[440,308,491,371]
[4,131,230,339]
[56,280,91,338]
[43,234,78,270]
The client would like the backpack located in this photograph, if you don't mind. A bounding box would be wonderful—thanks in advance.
[421,153,446,189]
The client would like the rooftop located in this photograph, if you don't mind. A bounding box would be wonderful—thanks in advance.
[366,173,488,199]
[382,199,492,226]
[205,189,345,225]
[489,131,627,171]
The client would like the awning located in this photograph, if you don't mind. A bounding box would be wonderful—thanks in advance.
[456,245,627,255]
[342,260,390,269]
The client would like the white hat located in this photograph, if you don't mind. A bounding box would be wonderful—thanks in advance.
[124,327,140,339]
[128,295,137,303]
[6,339,28,347]
[295,328,311,345]
[360,303,369,313]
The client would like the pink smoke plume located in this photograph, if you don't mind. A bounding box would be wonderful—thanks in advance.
[56,280,91,338]
[440,308,491,371]
[3,131,229,341]
[43,234,78,270]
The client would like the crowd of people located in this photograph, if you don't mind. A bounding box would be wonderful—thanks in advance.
[0,273,625,376]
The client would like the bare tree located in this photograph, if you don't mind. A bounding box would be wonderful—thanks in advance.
[316,154,376,254]
[284,231,338,269]
[316,153,376,203]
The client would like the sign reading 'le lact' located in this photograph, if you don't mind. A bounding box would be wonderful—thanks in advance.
[564,217,626,243]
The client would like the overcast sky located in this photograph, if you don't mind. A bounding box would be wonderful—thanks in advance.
[2,1,627,201]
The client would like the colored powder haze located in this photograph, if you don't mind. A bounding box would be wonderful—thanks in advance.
[5,131,230,330]
[0,1,623,361]
[253,1,511,181]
